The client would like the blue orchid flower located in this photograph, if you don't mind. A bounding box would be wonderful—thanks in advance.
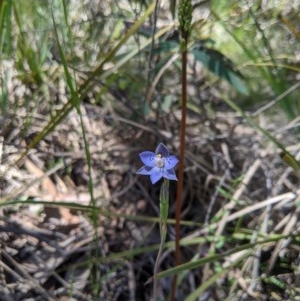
[136,143,179,184]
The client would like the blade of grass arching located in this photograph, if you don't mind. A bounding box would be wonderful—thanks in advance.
[185,247,256,301]
[185,269,231,301]
[173,229,279,300]
[0,198,203,229]
[154,250,229,284]
[60,232,288,271]
[51,6,94,205]
[52,4,101,296]
[59,237,212,273]
[184,256,251,301]
[155,234,294,281]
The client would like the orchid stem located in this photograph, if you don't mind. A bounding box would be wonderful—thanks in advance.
[153,179,169,301]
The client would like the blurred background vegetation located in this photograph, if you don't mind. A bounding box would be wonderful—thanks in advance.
[0,0,299,300]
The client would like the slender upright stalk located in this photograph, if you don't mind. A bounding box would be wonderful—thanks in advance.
[171,1,192,300]
[153,179,169,301]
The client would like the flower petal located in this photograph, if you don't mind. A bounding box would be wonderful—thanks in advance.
[165,155,179,169]
[163,169,178,181]
[150,167,163,184]
[136,165,153,175]
[139,151,156,167]
[155,143,169,157]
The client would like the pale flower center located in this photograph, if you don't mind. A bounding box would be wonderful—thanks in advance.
[155,153,165,168]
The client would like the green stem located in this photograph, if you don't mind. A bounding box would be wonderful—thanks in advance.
[153,179,169,301]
